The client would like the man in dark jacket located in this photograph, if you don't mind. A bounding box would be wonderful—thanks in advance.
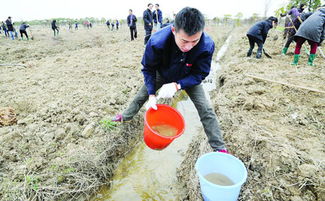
[51,20,59,36]
[5,16,15,40]
[143,3,153,44]
[19,22,29,40]
[1,21,8,37]
[292,5,325,66]
[127,9,137,41]
[153,3,163,31]
[246,16,278,58]
[112,7,228,153]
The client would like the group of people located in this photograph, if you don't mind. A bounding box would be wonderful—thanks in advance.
[1,16,30,40]
[246,4,325,66]
[105,20,120,31]
[126,3,164,43]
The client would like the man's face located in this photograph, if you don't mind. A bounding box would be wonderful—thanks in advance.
[172,26,202,53]
[155,5,159,10]
[149,4,153,10]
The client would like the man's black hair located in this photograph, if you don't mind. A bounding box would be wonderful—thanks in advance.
[174,7,205,36]
[300,3,306,9]
[267,16,278,23]
[129,9,132,12]
[155,3,159,7]
[147,3,153,7]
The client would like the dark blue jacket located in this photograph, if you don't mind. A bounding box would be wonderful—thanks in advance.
[153,9,163,24]
[141,25,215,95]
[143,8,153,28]
[19,24,29,31]
[247,20,273,43]
[5,19,13,31]
[127,14,137,28]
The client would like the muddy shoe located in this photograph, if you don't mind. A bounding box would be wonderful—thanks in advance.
[217,149,229,154]
[112,114,123,122]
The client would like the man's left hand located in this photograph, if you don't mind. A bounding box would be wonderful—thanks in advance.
[157,82,180,99]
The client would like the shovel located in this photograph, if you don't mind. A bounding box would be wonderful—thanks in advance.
[263,48,272,59]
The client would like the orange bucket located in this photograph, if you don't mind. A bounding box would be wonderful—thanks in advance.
[144,104,185,150]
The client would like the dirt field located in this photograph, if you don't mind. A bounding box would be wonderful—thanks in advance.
[1,23,324,201]
[0,23,230,200]
[178,26,325,201]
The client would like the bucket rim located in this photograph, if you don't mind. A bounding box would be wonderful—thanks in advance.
[195,152,248,189]
[145,104,185,140]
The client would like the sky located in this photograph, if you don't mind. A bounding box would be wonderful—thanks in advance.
[1,0,322,22]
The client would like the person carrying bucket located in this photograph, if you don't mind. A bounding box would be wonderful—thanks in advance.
[291,5,325,66]
[112,7,228,153]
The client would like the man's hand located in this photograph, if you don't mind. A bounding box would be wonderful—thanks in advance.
[157,82,180,99]
[145,95,157,110]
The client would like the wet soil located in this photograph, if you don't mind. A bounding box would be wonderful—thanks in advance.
[178,26,325,201]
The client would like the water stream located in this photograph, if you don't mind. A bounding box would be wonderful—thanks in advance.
[92,35,232,201]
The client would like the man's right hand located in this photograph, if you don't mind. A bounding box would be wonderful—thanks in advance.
[145,95,157,110]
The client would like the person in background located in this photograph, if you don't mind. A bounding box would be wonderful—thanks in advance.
[75,22,79,30]
[153,3,163,32]
[19,22,29,40]
[291,5,325,66]
[246,16,278,59]
[127,9,137,41]
[68,22,72,30]
[51,19,59,36]
[111,21,114,31]
[281,3,307,55]
[5,16,15,40]
[106,20,110,30]
[143,3,153,44]
[116,20,119,30]
[1,22,8,37]
[112,7,228,153]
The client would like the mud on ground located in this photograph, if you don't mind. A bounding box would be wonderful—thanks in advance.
[178,26,325,201]
[0,24,231,200]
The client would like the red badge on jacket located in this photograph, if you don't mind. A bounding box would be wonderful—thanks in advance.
[186,63,192,67]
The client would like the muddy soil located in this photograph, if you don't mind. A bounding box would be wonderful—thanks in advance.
[178,26,325,201]
[0,24,231,200]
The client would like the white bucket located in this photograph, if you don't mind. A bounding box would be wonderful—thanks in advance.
[195,152,247,201]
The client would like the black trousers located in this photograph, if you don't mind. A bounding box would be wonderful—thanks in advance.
[247,35,263,56]
[144,26,153,44]
[130,27,137,40]
[20,30,28,39]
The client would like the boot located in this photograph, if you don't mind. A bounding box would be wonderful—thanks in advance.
[291,54,300,65]
[281,47,288,55]
[307,54,316,66]
[247,49,253,57]
[256,52,262,59]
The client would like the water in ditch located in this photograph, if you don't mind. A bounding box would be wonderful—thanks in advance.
[92,36,232,201]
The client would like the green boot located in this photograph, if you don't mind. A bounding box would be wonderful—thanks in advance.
[281,47,288,55]
[291,54,300,65]
[307,54,316,66]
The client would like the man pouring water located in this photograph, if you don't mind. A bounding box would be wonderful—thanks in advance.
[112,7,228,153]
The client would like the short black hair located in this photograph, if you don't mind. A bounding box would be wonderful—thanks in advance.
[174,7,205,36]
[129,9,132,12]
[147,3,153,7]
[267,16,278,23]
[300,3,306,9]
[155,3,159,7]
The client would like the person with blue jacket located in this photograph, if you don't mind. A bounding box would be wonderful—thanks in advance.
[153,3,163,31]
[246,16,278,58]
[112,7,228,153]
[127,9,137,40]
[143,3,153,44]
[19,22,29,40]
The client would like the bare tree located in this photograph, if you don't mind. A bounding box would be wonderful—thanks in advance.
[264,0,272,17]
